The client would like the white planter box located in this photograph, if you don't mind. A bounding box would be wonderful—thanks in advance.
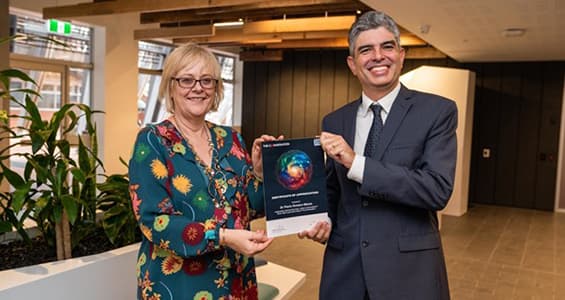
[0,243,139,300]
[0,242,305,300]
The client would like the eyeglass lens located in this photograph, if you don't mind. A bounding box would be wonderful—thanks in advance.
[175,77,216,89]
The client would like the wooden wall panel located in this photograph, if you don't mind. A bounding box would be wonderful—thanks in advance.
[319,51,336,128]
[305,52,321,136]
[242,49,358,143]
[333,51,350,109]
[278,52,294,139]
[241,63,255,147]
[514,63,542,208]
[474,63,501,205]
[535,62,564,210]
[253,63,268,137]
[493,63,521,205]
[291,54,307,137]
[265,62,281,135]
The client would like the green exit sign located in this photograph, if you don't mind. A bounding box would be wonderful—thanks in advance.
[48,19,72,35]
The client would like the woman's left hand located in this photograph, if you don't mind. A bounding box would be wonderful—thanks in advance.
[222,229,274,256]
[251,134,284,180]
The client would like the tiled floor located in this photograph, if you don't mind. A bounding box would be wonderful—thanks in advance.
[252,204,565,299]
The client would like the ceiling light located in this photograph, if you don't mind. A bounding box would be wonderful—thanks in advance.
[419,24,430,34]
[214,21,244,28]
[502,28,526,37]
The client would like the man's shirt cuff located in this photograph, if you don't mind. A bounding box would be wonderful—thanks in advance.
[346,154,365,184]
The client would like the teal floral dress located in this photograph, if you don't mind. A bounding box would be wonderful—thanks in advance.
[128,119,264,300]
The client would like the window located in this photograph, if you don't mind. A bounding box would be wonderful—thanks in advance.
[137,41,171,126]
[207,53,235,126]
[8,9,93,177]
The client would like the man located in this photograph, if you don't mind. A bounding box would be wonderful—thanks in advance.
[300,10,456,299]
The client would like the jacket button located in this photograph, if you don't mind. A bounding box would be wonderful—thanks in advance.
[362,200,369,207]
[362,241,369,248]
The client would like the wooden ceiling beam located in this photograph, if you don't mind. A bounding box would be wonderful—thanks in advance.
[400,34,428,47]
[170,25,424,48]
[133,25,215,40]
[172,27,349,44]
[243,15,355,34]
[404,47,446,59]
[140,1,364,24]
[43,0,263,19]
[265,38,349,49]
[239,50,284,62]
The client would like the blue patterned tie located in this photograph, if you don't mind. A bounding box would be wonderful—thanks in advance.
[364,104,383,158]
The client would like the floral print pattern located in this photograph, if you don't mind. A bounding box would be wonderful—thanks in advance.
[129,119,264,299]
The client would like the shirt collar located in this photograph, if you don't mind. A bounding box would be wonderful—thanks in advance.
[360,83,401,116]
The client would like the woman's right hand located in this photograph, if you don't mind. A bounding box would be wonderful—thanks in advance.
[221,228,273,256]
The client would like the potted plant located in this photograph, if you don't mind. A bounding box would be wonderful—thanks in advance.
[0,36,138,266]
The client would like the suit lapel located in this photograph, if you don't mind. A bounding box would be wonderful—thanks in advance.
[343,99,361,147]
[375,85,414,160]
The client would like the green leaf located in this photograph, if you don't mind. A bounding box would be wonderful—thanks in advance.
[49,103,73,131]
[1,164,25,188]
[63,110,78,135]
[8,88,41,98]
[27,158,52,184]
[0,221,12,233]
[54,160,67,198]
[61,195,78,225]
[24,95,43,127]
[30,131,47,153]
[11,181,32,212]
[57,139,71,158]
[70,167,86,183]
[34,196,49,218]
[78,138,91,172]
[0,69,36,84]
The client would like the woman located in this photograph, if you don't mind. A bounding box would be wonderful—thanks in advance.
[128,43,278,300]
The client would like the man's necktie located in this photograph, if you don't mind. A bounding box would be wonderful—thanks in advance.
[364,103,383,158]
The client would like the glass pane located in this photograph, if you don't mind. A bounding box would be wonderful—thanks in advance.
[217,55,234,81]
[138,41,172,70]
[137,73,163,126]
[69,68,91,135]
[206,81,233,126]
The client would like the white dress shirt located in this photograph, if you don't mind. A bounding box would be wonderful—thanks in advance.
[347,83,401,183]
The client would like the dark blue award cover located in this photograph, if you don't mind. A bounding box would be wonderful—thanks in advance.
[261,137,328,237]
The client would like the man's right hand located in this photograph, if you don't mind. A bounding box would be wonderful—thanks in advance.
[298,221,332,244]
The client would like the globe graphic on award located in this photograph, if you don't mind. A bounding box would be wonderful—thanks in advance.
[275,150,314,190]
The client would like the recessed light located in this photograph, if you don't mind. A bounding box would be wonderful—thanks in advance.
[213,21,244,27]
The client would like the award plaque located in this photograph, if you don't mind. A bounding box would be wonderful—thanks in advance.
[261,137,329,237]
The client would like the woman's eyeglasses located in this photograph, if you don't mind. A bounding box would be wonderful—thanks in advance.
[172,77,218,89]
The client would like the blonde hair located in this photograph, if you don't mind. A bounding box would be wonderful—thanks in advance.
[158,43,224,113]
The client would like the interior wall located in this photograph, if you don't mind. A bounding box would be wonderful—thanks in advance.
[559,77,565,211]
[468,62,564,211]
[400,66,475,217]
[76,13,139,174]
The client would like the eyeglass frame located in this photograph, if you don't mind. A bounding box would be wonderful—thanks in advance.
[171,76,218,89]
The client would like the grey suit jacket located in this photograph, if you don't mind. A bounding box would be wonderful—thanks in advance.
[320,84,457,300]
